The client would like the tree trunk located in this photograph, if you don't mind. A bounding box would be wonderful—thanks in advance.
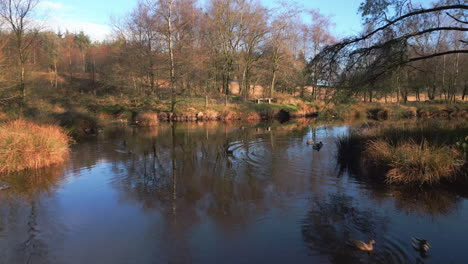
[442,55,447,103]
[54,60,58,88]
[462,81,467,101]
[68,47,73,83]
[82,52,86,73]
[20,65,25,99]
[453,53,459,103]
[168,0,176,113]
[270,68,277,97]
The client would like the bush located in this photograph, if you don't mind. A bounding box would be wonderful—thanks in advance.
[102,104,125,115]
[53,111,99,136]
[246,112,261,120]
[0,120,70,173]
[136,111,158,126]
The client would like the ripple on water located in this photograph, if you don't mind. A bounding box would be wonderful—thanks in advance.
[373,235,414,264]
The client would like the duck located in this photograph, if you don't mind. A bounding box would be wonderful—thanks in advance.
[226,148,234,155]
[352,239,375,251]
[313,141,323,150]
[412,237,430,254]
[306,141,315,145]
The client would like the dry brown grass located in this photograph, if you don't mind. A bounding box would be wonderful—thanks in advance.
[246,112,261,120]
[0,112,10,122]
[275,93,303,105]
[365,139,463,185]
[203,110,220,120]
[222,109,241,120]
[0,120,70,174]
[337,120,468,185]
[136,111,159,126]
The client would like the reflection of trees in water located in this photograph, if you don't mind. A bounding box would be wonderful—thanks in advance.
[2,166,64,198]
[0,201,51,264]
[301,193,415,264]
[113,123,272,216]
[106,121,343,262]
[365,186,461,217]
[111,121,347,222]
[0,167,65,264]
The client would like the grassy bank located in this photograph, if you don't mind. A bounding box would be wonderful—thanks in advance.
[0,87,467,139]
[318,102,468,121]
[337,120,468,185]
[0,120,70,174]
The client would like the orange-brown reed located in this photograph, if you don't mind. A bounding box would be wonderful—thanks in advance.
[0,120,70,173]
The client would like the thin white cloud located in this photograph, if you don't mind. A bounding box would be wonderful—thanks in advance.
[45,17,112,41]
[36,1,112,41]
[36,1,69,11]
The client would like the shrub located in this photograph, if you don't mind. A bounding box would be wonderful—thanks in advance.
[222,109,241,120]
[204,110,220,120]
[0,120,70,173]
[136,111,158,126]
[53,111,99,136]
[102,104,125,115]
[246,112,261,120]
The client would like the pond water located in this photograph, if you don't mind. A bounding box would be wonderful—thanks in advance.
[1,120,467,264]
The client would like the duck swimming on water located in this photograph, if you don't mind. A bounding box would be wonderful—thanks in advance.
[352,239,375,252]
[412,237,430,255]
[313,141,323,150]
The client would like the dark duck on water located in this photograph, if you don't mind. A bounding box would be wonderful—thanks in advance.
[313,141,323,151]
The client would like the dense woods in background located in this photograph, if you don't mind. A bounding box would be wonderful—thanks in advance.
[0,0,466,112]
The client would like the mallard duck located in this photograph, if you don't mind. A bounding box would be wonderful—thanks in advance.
[352,240,375,251]
[412,237,430,253]
[306,141,315,145]
[313,141,323,150]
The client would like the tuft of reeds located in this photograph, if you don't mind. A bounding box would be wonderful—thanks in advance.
[365,139,463,185]
[0,120,70,174]
[337,120,467,185]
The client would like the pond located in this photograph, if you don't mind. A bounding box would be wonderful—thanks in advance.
[1,120,467,264]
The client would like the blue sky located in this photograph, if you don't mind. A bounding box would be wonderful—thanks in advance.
[36,0,431,41]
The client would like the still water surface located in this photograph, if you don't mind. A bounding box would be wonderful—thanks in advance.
[1,120,467,264]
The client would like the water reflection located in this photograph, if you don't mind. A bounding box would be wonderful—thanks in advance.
[0,167,66,264]
[364,186,461,217]
[0,120,467,263]
[301,193,415,264]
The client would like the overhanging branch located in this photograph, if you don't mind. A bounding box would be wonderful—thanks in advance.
[408,50,468,62]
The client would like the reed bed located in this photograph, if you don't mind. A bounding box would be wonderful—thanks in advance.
[337,120,467,185]
[0,120,70,173]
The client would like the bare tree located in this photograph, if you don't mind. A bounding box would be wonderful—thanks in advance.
[266,2,301,97]
[0,0,38,103]
[313,0,467,101]
[154,0,177,111]
[238,1,268,99]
